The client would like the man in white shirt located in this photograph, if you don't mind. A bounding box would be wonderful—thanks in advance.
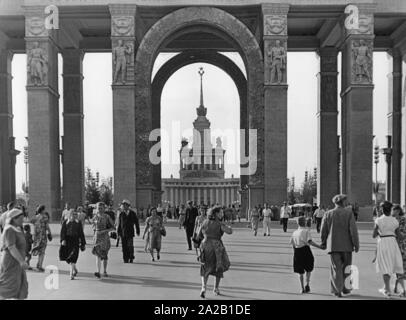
[61,202,71,224]
[262,204,272,236]
[280,202,291,232]
[0,202,14,233]
[313,205,326,233]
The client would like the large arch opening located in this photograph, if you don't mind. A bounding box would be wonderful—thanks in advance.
[152,51,247,211]
[135,7,264,211]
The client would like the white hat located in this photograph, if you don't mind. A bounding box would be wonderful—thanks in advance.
[6,208,23,225]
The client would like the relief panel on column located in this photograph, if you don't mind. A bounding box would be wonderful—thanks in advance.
[350,39,373,85]
[265,39,287,85]
[112,38,135,85]
[26,41,49,87]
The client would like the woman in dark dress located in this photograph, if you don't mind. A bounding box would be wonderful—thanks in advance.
[0,209,29,300]
[60,210,86,280]
[197,206,232,298]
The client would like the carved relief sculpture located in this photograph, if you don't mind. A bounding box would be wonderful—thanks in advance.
[352,40,372,83]
[27,42,48,86]
[264,15,287,35]
[112,16,134,37]
[268,40,286,84]
[26,16,46,37]
[113,39,133,84]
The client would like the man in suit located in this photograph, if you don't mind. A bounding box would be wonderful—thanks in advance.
[183,201,198,250]
[320,194,359,297]
[117,200,140,263]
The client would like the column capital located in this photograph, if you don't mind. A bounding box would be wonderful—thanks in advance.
[262,6,289,37]
[24,5,57,40]
[109,4,137,38]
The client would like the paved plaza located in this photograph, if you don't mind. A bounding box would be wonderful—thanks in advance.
[26,220,397,300]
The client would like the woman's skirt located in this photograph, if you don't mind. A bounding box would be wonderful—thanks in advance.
[59,236,80,264]
[0,251,28,299]
[148,230,161,251]
[92,232,110,260]
[251,218,259,231]
[293,246,314,274]
[178,214,186,226]
[376,236,404,275]
[200,239,230,278]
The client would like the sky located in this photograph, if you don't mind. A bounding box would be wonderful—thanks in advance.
[11,51,399,194]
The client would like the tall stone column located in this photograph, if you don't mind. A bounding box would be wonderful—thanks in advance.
[62,49,84,207]
[25,7,61,219]
[317,47,339,207]
[387,50,403,203]
[262,4,289,205]
[340,4,375,206]
[109,4,137,207]
[0,41,16,205]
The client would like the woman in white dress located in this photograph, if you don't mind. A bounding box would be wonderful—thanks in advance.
[373,201,404,297]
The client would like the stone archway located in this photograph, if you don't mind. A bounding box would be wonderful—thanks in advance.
[151,50,249,202]
[135,6,264,207]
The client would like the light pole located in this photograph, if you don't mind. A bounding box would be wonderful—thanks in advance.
[382,135,392,201]
[24,137,28,203]
[374,144,380,205]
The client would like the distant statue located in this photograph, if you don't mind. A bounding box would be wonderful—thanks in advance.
[352,40,372,83]
[268,40,286,84]
[27,42,47,85]
[216,137,222,148]
[113,39,132,84]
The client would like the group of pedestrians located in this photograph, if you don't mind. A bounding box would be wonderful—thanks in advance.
[2,193,406,300]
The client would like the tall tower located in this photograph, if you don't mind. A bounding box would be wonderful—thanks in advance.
[179,67,225,179]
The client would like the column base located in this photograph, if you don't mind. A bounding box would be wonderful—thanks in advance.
[249,185,264,209]
[357,206,374,222]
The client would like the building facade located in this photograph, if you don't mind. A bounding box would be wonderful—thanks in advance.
[0,1,405,220]
[162,68,240,207]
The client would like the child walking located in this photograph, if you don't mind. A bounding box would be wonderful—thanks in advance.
[290,216,322,294]
[23,224,33,270]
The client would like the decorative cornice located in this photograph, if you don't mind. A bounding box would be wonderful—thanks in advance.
[261,3,290,15]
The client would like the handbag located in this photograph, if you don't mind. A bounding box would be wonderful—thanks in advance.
[109,231,117,240]
[160,227,166,237]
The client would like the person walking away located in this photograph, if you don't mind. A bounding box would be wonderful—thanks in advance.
[373,201,404,297]
[184,201,198,250]
[91,202,115,278]
[23,225,33,270]
[0,209,29,300]
[143,207,164,261]
[196,206,232,298]
[320,194,359,298]
[313,205,326,233]
[117,200,140,263]
[30,205,52,272]
[250,206,260,236]
[178,204,186,229]
[290,216,323,294]
[60,210,86,280]
[391,204,406,296]
[262,204,272,236]
[0,202,15,233]
[280,202,291,233]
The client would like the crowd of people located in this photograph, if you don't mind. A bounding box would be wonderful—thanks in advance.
[0,194,405,300]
